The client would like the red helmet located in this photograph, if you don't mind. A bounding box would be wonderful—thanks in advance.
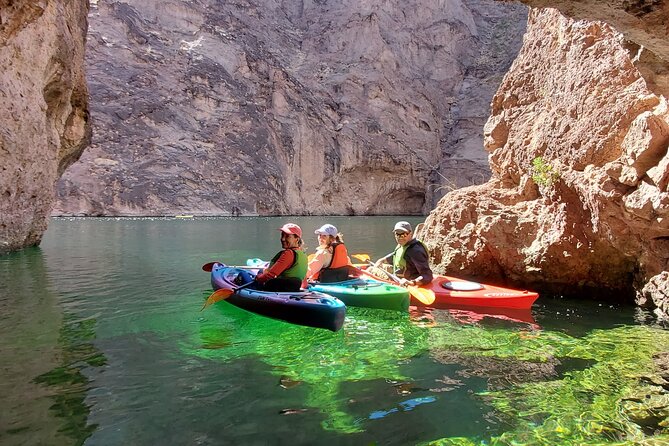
[278,223,302,238]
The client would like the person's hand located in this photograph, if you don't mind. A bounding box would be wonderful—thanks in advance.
[399,278,415,287]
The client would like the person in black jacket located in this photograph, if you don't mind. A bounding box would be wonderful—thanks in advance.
[373,221,433,287]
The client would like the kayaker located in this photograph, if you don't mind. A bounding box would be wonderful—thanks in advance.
[304,224,352,286]
[373,221,433,287]
[255,223,308,291]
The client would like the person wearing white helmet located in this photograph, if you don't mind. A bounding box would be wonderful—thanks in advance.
[303,223,352,286]
[373,221,433,287]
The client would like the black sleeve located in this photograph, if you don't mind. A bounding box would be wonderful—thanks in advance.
[407,243,433,285]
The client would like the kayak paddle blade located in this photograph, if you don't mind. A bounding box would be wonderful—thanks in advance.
[352,253,371,262]
[202,262,220,272]
[200,288,234,311]
[408,286,436,305]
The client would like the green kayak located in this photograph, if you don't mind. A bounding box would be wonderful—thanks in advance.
[309,278,410,312]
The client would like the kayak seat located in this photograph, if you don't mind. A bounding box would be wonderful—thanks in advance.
[441,281,484,291]
[319,267,352,283]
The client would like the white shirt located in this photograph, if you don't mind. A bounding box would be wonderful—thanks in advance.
[306,246,333,281]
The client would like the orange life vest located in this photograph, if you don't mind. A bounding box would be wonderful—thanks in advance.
[314,242,351,282]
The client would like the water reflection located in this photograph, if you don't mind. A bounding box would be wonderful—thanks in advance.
[188,300,548,438]
[409,305,538,328]
[0,248,102,446]
[33,315,104,444]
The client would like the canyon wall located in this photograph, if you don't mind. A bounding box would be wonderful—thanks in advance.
[0,0,91,254]
[53,0,527,216]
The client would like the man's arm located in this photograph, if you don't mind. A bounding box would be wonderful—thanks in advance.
[373,250,395,268]
[405,244,433,286]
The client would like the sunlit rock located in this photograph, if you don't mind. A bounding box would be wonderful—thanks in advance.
[0,0,91,254]
[421,8,669,311]
[513,0,669,90]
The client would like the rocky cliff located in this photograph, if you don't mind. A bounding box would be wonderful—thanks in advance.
[0,0,91,254]
[52,0,527,216]
[517,0,669,76]
[420,6,669,312]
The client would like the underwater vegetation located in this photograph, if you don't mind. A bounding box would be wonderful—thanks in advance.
[425,324,669,445]
[192,303,669,444]
[192,305,430,433]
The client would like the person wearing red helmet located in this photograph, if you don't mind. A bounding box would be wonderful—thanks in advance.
[255,223,308,291]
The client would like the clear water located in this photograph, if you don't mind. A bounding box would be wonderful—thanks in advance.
[1,217,668,445]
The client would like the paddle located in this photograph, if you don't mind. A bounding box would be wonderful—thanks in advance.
[351,254,435,305]
[201,281,256,311]
[382,267,435,306]
[203,261,264,272]
[352,253,372,263]
[202,262,220,272]
[201,262,258,309]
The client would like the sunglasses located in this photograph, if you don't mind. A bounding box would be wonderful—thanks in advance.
[394,232,409,237]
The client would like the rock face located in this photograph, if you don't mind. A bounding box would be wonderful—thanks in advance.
[0,0,91,254]
[516,0,669,81]
[420,7,669,311]
[53,0,527,216]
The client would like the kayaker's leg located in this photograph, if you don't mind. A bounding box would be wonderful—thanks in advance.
[263,277,302,292]
[319,267,351,283]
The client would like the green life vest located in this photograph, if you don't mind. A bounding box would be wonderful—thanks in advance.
[270,248,308,280]
[392,239,428,276]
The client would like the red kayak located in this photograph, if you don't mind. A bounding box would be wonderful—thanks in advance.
[355,264,538,310]
[420,275,538,309]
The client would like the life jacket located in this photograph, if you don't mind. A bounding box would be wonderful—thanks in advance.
[392,239,429,278]
[269,248,308,280]
[315,242,351,283]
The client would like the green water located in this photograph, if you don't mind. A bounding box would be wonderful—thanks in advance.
[1,217,669,445]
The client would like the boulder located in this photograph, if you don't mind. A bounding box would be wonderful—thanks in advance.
[421,8,669,311]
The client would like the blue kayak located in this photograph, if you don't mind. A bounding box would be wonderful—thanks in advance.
[246,258,410,312]
[210,264,346,332]
[309,278,410,312]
